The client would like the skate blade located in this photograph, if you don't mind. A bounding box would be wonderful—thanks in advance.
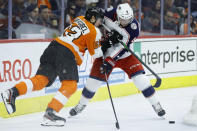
[41,118,65,127]
[1,93,13,115]
[41,123,65,127]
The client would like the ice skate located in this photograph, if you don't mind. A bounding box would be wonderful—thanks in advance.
[1,88,19,114]
[41,108,66,127]
[69,103,86,116]
[152,102,166,117]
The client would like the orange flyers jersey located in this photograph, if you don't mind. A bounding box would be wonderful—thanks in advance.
[55,16,102,65]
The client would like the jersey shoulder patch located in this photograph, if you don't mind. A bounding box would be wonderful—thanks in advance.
[126,19,140,38]
[131,23,137,30]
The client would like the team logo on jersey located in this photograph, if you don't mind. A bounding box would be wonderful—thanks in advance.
[94,41,100,49]
[131,23,137,30]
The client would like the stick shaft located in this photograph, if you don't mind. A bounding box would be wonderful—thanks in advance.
[104,71,120,129]
[120,41,161,88]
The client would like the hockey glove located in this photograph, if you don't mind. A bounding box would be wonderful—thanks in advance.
[101,38,112,55]
[108,30,123,44]
[100,57,116,75]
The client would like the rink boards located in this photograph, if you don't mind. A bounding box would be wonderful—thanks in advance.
[0,36,197,118]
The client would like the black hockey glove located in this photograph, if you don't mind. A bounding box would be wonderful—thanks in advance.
[100,30,123,54]
[108,30,123,44]
[100,57,116,75]
[101,38,112,55]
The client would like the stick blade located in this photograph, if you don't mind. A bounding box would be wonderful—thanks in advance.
[115,122,120,129]
[153,77,162,88]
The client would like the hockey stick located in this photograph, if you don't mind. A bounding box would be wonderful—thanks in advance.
[104,71,120,129]
[119,41,161,88]
[102,24,161,88]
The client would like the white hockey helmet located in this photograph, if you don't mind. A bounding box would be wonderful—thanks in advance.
[116,3,134,26]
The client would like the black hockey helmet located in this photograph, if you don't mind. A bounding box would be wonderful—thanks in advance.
[85,7,104,21]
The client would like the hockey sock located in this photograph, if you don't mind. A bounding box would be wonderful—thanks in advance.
[15,75,49,95]
[146,94,159,106]
[142,86,155,97]
[142,86,158,105]
[79,78,102,105]
[31,75,49,91]
[82,87,96,99]
[132,74,159,105]
[79,87,96,105]
[48,80,77,112]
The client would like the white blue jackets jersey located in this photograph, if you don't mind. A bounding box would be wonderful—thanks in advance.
[103,8,140,60]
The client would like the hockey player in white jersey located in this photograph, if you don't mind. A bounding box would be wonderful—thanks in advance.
[69,3,166,118]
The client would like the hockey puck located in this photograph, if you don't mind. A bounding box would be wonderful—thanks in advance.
[169,121,175,124]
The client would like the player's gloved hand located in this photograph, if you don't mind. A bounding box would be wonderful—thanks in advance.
[108,30,123,44]
[101,38,112,55]
[100,57,116,74]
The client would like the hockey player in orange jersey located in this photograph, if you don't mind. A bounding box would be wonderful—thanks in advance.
[1,7,104,126]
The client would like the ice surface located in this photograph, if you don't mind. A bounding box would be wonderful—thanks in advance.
[1,86,197,131]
